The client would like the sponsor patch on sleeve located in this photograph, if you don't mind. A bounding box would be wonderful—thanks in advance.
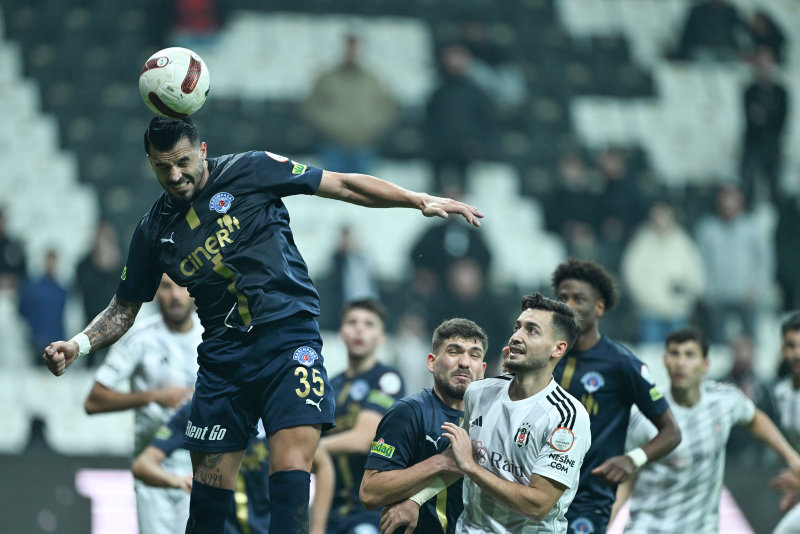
[291,162,307,175]
[649,386,663,401]
[155,425,172,440]
[369,438,395,458]
[367,389,397,410]
[549,426,575,452]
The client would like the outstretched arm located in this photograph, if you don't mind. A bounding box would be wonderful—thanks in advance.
[132,446,192,493]
[84,381,192,415]
[316,171,483,227]
[43,295,141,376]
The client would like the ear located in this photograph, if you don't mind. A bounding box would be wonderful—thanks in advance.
[427,353,436,373]
[551,340,569,362]
[479,361,487,379]
[595,298,606,319]
[199,141,207,159]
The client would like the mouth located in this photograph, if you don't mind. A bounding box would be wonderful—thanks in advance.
[508,344,525,356]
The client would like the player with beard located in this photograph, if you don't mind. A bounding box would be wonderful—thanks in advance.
[382,295,591,534]
[320,299,406,534]
[359,318,488,534]
[84,273,201,534]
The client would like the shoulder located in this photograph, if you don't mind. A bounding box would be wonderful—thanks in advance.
[372,364,405,396]
[549,384,589,426]
[116,314,166,349]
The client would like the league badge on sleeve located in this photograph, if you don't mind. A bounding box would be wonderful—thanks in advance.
[550,427,575,452]
[209,192,234,214]
[581,371,605,393]
[293,346,319,367]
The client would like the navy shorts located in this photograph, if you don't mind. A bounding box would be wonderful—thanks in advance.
[185,315,335,452]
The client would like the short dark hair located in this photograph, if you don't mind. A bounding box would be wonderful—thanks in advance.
[340,298,388,326]
[521,293,581,350]
[665,327,709,358]
[432,318,489,354]
[782,313,800,337]
[551,259,618,310]
[144,116,200,155]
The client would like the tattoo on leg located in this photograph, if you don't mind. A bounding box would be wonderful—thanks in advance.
[195,453,226,488]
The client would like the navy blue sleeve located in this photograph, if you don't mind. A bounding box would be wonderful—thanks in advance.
[150,403,191,456]
[254,151,323,197]
[623,355,669,421]
[364,399,420,472]
[363,371,406,417]
[116,218,163,303]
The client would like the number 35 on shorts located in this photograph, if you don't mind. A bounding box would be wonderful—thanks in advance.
[294,367,324,398]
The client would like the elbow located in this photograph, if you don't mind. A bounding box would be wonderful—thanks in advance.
[84,398,98,415]
[526,506,550,523]
[131,459,144,481]
[358,483,381,510]
[668,424,683,451]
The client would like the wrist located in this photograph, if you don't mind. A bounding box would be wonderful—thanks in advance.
[625,447,648,469]
[70,333,91,358]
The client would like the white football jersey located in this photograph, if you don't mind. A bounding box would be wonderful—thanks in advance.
[94,313,201,461]
[624,381,755,534]
[456,377,591,534]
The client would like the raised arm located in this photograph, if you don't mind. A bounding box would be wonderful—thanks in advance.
[316,171,483,227]
[747,408,800,473]
[43,295,141,376]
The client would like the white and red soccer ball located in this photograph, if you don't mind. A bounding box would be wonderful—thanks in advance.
[139,47,210,118]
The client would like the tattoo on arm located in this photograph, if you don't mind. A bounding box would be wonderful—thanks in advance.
[84,296,141,351]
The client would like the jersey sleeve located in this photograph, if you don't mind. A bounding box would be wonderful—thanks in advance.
[150,403,191,456]
[624,406,657,450]
[532,408,591,489]
[728,385,757,426]
[93,336,141,389]
[116,218,163,303]
[364,400,421,472]
[623,356,669,420]
[254,151,323,197]
[363,370,406,416]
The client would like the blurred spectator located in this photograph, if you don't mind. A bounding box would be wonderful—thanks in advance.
[675,0,750,62]
[741,46,788,204]
[424,44,494,194]
[389,312,432,394]
[303,35,398,175]
[695,185,772,343]
[409,217,492,298]
[543,152,602,237]
[596,148,650,239]
[75,221,122,364]
[428,258,508,368]
[776,194,800,311]
[719,335,779,466]
[621,202,705,344]
[748,10,785,64]
[454,17,528,115]
[19,249,66,363]
[319,226,379,330]
[0,209,27,290]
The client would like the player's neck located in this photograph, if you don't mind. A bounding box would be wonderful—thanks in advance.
[573,327,601,352]
[670,385,701,407]
[432,386,464,411]
[508,371,553,401]
[346,354,377,377]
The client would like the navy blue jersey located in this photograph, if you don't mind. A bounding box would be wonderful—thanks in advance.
[117,151,322,335]
[364,389,464,534]
[151,403,271,533]
[326,363,405,522]
[552,336,668,520]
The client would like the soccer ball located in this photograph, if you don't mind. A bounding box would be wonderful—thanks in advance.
[139,47,210,118]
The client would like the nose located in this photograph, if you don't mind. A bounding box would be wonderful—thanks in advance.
[457,352,470,368]
[169,165,182,182]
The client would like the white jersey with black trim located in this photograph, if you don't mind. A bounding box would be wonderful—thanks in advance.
[456,377,591,534]
[623,381,755,534]
[93,313,202,461]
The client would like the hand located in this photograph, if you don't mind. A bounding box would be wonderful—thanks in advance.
[772,469,800,493]
[441,422,477,473]
[780,490,800,514]
[380,500,419,534]
[42,340,80,376]
[152,386,193,409]
[501,346,510,373]
[174,474,192,493]
[420,194,483,227]
[591,455,637,485]
[436,446,464,476]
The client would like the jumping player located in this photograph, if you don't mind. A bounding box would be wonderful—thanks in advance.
[43,116,483,534]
